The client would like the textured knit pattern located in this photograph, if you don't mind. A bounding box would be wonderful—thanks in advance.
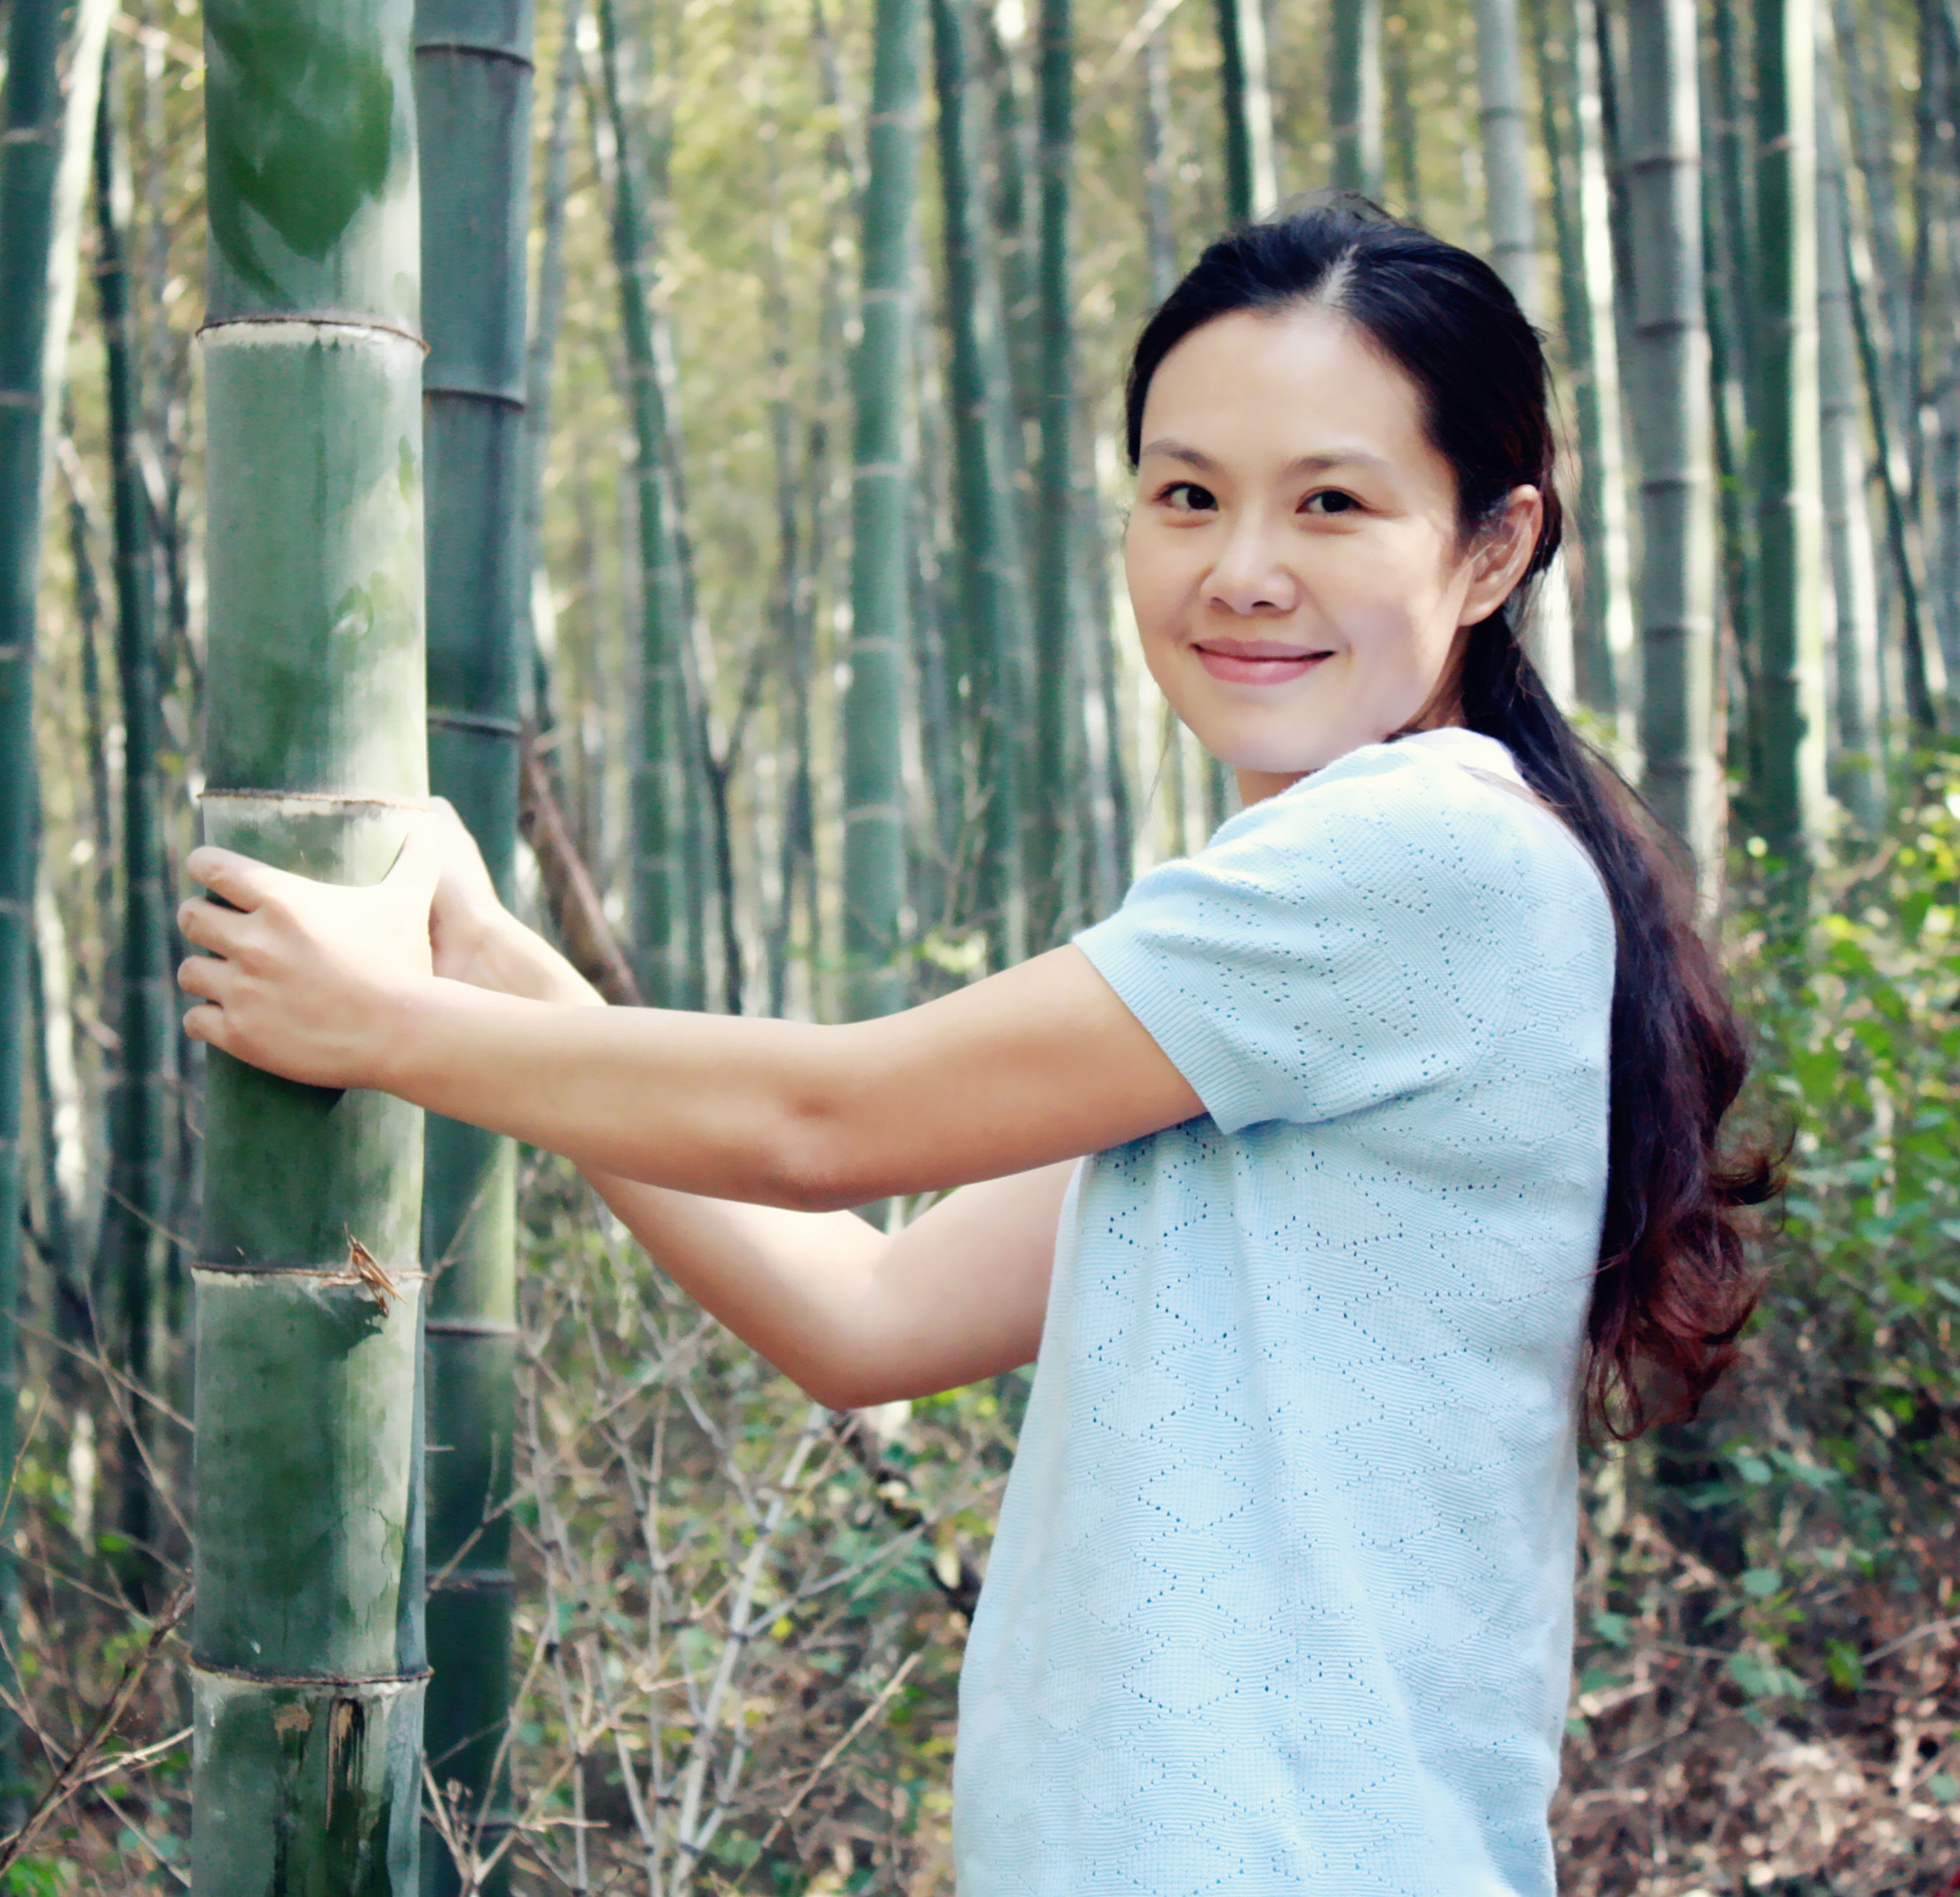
[953,730,1615,1897]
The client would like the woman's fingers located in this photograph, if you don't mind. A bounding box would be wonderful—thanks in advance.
[181,1001,225,1049]
[177,950,226,1002]
[176,894,248,955]
[183,844,286,912]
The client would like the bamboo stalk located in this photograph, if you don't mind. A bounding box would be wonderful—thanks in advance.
[91,37,172,1609]
[414,0,535,1879]
[1330,0,1384,199]
[1028,0,1076,942]
[35,0,117,484]
[1749,0,1830,895]
[1215,0,1277,219]
[1142,24,1178,302]
[1838,102,1944,731]
[977,5,1040,443]
[842,0,922,1019]
[1535,0,1636,725]
[1624,0,1723,881]
[1704,0,1759,761]
[520,0,588,728]
[596,0,688,1010]
[1815,24,1886,825]
[0,0,74,1803]
[1473,0,1542,315]
[1386,12,1422,217]
[191,0,431,1870]
[931,0,1033,971]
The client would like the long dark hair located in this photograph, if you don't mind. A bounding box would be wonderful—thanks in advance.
[1126,195,1777,1439]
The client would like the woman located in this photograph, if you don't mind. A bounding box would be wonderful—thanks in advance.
[177,198,1769,1893]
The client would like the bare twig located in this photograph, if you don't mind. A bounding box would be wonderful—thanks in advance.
[753,1649,922,1859]
[0,1583,191,1878]
[519,727,643,1006]
[1864,1613,1960,1665]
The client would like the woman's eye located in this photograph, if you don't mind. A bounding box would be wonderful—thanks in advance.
[1159,481,1217,514]
[1302,489,1360,516]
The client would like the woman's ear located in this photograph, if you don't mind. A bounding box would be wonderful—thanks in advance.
[1457,486,1544,628]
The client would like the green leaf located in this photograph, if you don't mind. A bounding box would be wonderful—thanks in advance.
[1824,1641,1865,1693]
[1725,1649,1807,1701]
[1589,1609,1632,1648]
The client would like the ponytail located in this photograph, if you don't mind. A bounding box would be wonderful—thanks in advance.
[1458,612,1778,1435]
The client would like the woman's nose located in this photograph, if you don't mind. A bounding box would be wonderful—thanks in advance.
[1202,522,1299,615]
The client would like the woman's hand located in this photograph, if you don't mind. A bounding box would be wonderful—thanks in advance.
[425,800,602,1008]
[424,798,509,987]
[177,820,443,1090]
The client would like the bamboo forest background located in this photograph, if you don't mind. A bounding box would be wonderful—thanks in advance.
[0,0,1956,1887]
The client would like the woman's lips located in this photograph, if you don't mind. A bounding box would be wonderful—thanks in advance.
[1192,640,1333,685]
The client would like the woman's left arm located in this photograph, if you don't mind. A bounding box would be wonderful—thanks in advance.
[176,825,1202,1209]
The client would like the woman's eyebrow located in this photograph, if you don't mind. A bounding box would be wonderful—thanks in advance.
[1137,439,1396,479]
[1282,448,1397,479]
[1138,438,1216,468]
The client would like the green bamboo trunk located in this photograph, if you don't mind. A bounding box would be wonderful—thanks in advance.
[1749,0,1829,894]
[28,907,84,1356]
[1832,0,1911,525]
[1705,0,1760,769]
[0,0,68,1808]
[520,0,586,724]
[1386,13,1422,217]
[92,40,172,1606]
[1142,27,1177,302]
[1027,0,1076,943]
[843,0,921,1019]
[596,0,687,1008]
[1815,33,1884,828]
[1476,0,1577,702]
[414,0,532,1881]
[1330,0,1384,199]
[1535,0,1635,723]
[1837,101,1943,734]
[1623,0,1722,879]
[1140,23,1204,852]
[1215,0,1277,221]
[192,0,430,1875]
[1473,0,1541,315]
[977,8,1039,445]
[932,0,1033,971]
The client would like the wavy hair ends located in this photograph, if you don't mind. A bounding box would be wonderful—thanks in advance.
[1129,192,1779,1441]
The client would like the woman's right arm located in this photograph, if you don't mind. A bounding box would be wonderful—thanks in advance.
[430,807,1064,1407]
[586,1163,1069,1408]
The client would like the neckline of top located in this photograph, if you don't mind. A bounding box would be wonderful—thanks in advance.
[1386,725,1525,785]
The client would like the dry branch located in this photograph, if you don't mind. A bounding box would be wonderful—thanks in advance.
[520,724,644,1007]
[0,1583,191,1878]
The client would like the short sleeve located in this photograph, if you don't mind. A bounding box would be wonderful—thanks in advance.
[1074,746,1541,1133]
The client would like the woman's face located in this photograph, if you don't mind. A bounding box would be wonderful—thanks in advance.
[1124,305,1541,804]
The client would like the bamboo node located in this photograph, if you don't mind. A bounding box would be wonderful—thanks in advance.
[190,1660,432,1692]
[195,313,430,356]
[199,787,437,812]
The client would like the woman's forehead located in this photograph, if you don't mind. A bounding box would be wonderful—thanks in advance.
[1138,309,1443,480]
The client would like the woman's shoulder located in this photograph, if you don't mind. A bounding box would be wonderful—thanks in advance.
[1211,729,1603,905]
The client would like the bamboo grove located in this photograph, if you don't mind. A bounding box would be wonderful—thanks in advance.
[0,0,1955,1886]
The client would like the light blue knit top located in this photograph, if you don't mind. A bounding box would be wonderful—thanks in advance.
[953,729,1615,1896]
